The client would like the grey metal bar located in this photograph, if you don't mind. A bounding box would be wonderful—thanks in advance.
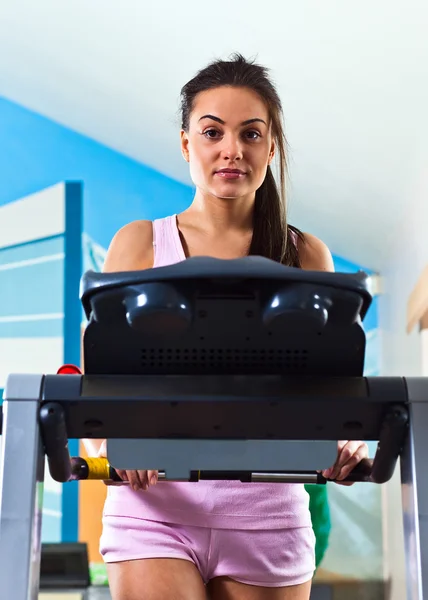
[400,396,428,600]
[0,374,44,600]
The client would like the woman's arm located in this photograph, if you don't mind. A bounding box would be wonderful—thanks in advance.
[298,232,335,272]
[299,232,369,484]
[81,220,153,457]
[101,220,154,273]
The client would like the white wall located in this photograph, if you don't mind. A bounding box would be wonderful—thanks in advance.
[0,184,66,388]
[379,168,428,599]
[0,183,68,542]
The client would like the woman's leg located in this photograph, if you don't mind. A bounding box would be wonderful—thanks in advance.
[108,558,207,600]
[208,577,311,600]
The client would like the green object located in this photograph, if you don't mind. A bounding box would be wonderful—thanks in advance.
[89,562,108,586]
[305,484,331,568]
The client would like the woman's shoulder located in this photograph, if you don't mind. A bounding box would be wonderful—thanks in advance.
[296,231,335,272]
[103,220,154,272]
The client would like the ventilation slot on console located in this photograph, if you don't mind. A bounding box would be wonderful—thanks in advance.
[196,292,256,300]
[140,348,309,371]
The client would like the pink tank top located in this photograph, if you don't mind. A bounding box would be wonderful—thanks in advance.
[104,215,311,530]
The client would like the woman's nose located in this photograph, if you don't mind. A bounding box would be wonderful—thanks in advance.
[220,135,243,161]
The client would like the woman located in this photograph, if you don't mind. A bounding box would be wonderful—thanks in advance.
[84,54,368,600]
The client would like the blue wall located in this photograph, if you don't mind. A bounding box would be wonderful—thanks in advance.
[0,236,64,337]
[333,255,376,331]
[0,97,194,249]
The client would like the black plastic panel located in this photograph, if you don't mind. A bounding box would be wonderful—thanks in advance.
[41,375,409,442]
[81,257,371,377]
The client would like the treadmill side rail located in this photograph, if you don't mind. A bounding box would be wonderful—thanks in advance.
[0,374,45,600]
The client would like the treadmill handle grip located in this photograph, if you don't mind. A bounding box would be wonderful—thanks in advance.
[68,456,375,484]
[39,402,72,483]
[323,457,373,482]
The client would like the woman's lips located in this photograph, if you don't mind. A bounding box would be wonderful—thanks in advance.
[215,169,246,180]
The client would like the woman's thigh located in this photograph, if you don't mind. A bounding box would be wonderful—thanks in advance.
[108,558,207,600]
[207,577,311,600]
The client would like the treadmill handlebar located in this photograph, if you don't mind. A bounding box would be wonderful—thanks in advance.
[39,397,406,485]
[37,403,380,485]
[37,405,379,485]
[0,395,407,486]
[68,455,375,485]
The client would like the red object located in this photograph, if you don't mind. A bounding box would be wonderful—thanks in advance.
[57,364,82,375]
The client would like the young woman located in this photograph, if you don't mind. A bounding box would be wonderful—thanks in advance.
[83,54,368,600]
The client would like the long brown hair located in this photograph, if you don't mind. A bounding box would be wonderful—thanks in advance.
[180,53,303,267]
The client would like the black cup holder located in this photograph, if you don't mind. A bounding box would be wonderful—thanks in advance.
[262,285,332,330]
[123,283,192,335]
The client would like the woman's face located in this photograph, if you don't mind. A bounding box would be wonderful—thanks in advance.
[181,86,275,201]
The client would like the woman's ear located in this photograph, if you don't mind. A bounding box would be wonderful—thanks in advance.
[268,139,275,165]
[180,130,190,163]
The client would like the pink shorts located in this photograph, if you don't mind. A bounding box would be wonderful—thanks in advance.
[100,516,316,588]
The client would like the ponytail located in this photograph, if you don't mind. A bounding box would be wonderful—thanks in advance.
[250,167,302,268]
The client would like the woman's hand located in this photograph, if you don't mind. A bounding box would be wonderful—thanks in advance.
[322,440,369,486]
[97,440,158,491]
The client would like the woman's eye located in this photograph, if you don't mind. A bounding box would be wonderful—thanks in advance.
[245,130,261,140]
[202,129,260,140]
[204,129,220,139]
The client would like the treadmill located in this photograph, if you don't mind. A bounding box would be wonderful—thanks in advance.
[0,256,426,599]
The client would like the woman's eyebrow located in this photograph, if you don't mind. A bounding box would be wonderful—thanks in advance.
[198,115,267,126]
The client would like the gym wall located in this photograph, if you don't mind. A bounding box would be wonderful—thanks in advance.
[0,97,193,251]
[0,182,82,543]
[0,96,382,583]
